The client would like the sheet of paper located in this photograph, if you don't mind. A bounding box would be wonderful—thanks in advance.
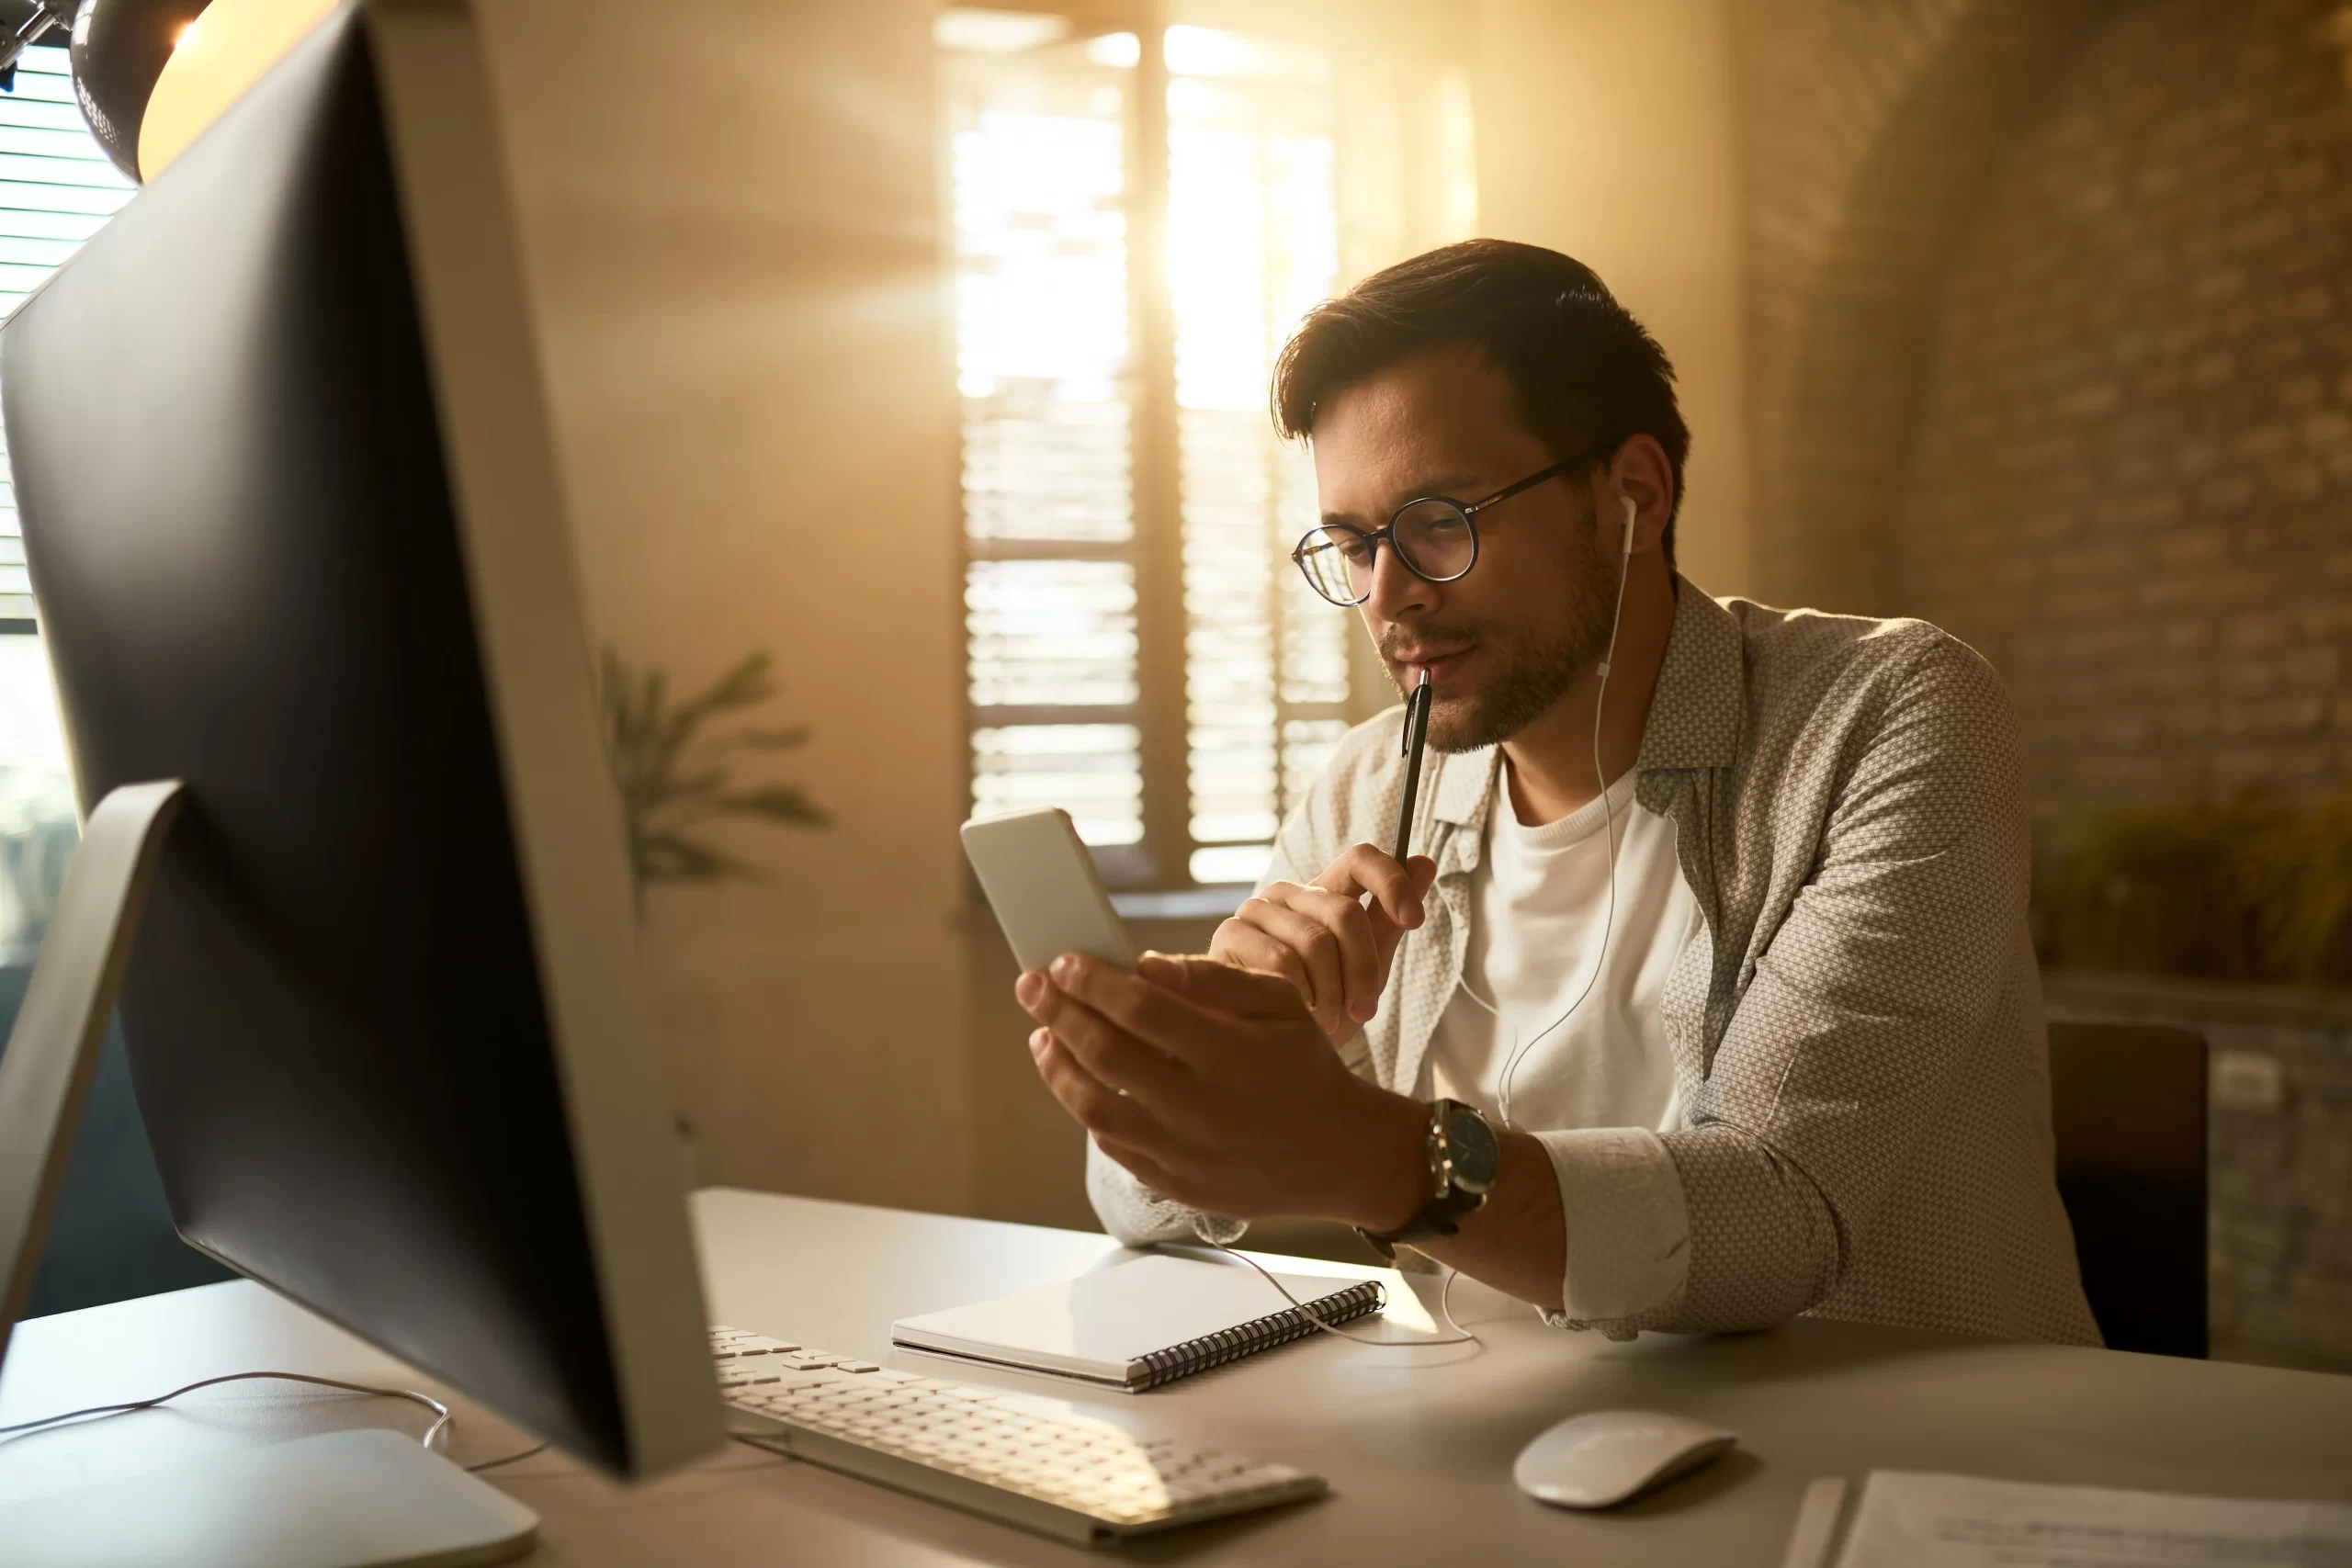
[1836,1471,2352,1567]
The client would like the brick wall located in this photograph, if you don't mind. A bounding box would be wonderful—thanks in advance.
[1729,0,2123,614]
[1735,0,2352,1368]
[1897,0,2352,810]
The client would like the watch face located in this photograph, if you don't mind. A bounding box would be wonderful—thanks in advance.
[1441,1104,1501,1194]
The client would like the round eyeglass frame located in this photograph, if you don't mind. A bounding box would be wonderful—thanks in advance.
[1288,439,1625,607]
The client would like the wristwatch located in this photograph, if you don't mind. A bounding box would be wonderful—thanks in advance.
[1356,1098,1500,1260]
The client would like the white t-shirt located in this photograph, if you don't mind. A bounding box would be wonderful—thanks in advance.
[1429,768,1702,1137]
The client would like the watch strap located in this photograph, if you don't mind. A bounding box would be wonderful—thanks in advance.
[1355,1099,1492,1258]
[1357,1181,1488,1258]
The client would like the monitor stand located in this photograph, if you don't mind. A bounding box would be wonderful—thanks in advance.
[0,782,538,1568]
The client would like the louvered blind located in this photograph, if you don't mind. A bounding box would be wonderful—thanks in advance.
[950,34,1149,878]
[0,46,136,623]
[1167,47,1344,886]
[946,22,1351,888]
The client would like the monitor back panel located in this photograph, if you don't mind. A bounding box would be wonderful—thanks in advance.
[0,4,711,1474]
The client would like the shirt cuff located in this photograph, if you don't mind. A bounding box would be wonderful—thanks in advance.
[1085,1136,1248,1247]
[1532,1126,1690,1332]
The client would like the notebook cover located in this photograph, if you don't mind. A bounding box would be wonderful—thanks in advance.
[888,1254,1386,1392]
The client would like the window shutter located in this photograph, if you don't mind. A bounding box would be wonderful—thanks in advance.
[1165,41,1345,886]
[950,38,1152,880]
[946,24,1353,889]
[0,47,138,623]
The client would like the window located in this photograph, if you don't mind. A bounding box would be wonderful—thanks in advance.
[0,46,136,631]
[0,45,135,953]
[944,11,1474,893]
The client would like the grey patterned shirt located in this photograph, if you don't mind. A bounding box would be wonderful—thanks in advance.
[1088,580,2102,1347]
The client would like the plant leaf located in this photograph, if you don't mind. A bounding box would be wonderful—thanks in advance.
[597,644,825,913]
[717,785,830,827]
[638,829,759,885]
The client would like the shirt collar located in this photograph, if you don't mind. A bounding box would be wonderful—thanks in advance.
[1636,575,1744,772]
[1429,574,1742,831]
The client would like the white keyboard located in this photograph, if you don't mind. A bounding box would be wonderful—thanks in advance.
[710,1326,1325,1545]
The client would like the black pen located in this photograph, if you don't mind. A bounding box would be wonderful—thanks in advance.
[1393,669,1431,864]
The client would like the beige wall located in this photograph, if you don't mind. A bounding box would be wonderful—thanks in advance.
[475,0,976,1215]
[1469,0,1754,598]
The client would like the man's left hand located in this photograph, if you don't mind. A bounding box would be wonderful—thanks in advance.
[1015,953,1425,1230]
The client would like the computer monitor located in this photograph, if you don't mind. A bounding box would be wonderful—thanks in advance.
[0,0,720,1490]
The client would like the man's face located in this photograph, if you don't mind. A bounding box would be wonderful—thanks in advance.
[1309,344,1617,753]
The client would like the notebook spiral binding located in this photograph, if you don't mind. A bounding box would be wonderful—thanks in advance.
[1131,1280,1387,1390]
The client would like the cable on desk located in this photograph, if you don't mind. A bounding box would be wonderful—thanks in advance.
[3,1375,816,1479]
[1192,1224,1478,1348]
[464,1439,550,1472]
[0,1371,453,1450]
[468,1428,794,1474]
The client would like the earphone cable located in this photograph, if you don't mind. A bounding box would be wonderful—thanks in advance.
[1495,506,1635,1131]
[1191,1222,1478,1347]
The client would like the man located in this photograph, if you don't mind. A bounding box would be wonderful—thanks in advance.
[1013,239,2098,1345]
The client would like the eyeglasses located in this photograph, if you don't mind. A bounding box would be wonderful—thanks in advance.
[1288,440,1621,608]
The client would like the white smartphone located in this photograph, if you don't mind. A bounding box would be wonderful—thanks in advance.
[960,807,1137,973]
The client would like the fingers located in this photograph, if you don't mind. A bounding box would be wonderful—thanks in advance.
[1208,916,1317,1009]
[1035,953,1241,1071]
[1283,886,1385,1022]
[1017,968,1196,1105]
[1216,850,1439,1027]
[1313,843,1433,931]
[1223,894,1357,1031]
[1028,1029,1168,1149]
[1136,951,1312,1022]
[1366,854,1439,975]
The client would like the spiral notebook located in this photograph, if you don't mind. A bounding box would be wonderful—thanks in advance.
[889,1254,1387,1393]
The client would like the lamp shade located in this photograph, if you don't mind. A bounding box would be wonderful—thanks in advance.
[67,0,211,181]
[135,0,334,179]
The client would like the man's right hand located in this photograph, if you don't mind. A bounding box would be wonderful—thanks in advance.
[1209,844,1437,1041]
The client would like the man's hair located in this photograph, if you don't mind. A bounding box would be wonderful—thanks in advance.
[1272,239,1690,564]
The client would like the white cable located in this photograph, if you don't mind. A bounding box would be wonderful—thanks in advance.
[465,1439,550,1473]
[1190,1222,1477,1347]
[1495,506,1635,1132]
[0,1371,454,1451]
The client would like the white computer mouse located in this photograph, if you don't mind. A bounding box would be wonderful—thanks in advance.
[1511,1409,1737,1509]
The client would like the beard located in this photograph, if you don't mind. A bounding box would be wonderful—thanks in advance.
[1377,499,1619,754]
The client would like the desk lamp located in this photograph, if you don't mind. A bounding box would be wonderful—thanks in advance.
[31,0,334,182]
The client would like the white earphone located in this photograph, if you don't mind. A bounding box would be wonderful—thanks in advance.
[1493,488,1637,1127]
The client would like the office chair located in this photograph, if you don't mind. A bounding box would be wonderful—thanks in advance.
[2045,1020,2209,1359]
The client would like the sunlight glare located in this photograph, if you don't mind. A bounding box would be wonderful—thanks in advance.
[933,8,1069,54]
[1086,31,1141,69]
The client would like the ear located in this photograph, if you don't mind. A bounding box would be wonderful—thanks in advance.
[1605,434,1675,556]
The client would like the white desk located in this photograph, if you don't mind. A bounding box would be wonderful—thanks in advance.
[4,1188,2349,1563]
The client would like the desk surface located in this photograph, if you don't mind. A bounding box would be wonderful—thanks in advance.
[4,1189,2349,1564]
